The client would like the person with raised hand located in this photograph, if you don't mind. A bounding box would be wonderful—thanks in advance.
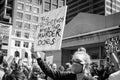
[33,47,96,80]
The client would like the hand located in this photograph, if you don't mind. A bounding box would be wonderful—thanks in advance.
[35,52,41,59]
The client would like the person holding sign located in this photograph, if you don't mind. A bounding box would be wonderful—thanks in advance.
[33,48,95,80]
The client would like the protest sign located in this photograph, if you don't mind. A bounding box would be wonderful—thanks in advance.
[34,6,67,51]
[0,24,11,43]
[5,55,13,66]
[105,36,120,69]
[105,36,120,53]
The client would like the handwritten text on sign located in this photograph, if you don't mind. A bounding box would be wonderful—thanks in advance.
[35,6,67,51]
[37,16,64,45]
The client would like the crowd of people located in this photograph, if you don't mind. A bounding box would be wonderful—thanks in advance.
[0,47,120,80]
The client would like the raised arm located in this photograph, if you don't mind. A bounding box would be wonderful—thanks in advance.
[34,52,76,80]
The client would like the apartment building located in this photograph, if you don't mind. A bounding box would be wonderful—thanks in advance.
[66,0,120,24]
[0,0,66,64]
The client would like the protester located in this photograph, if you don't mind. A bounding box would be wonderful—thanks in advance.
[28,64,41,80]
[98,65,104,80]
[51,63,57,71]
[2,67,13,80]
[34,47,95,80]
[58,65,65,71]
[10,62,27,80]
[18,58,30,79]
[90,63,99,79]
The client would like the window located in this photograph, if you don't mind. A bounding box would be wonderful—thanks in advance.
[106,1,111,7]
[112,9,116,14]
[59,0,65,7]
[23,42,29,48]
[33,7,39,13]
[15,41,21,47]
[53,0,58,5]
[116,6,120,12]
[26,5,32,12]
[45,0,51,3]
[52,0,58,9]
[17,12,23,19]
[33,16,39,22]
[106,7,112,13]
[24,32,29,39]
[24,23,31,30]
[17,3,24,10]
[16,21,22,28]
[52,4,58,10]
[112,4,116,10]
[45,2,51,11]
[27,0,32,3]
[33,0,39,5]
[44,9,49,12]
[2,50,7,56]
[32,24,38,31]
[14,51,20,57]
[117,1,120,7]
[25,52,28,58]
[16,31,21,37]
[25,14,31,21]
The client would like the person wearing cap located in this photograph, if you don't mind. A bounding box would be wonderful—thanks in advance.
[29,62,43,80]
[33,47,95,80]
[9,60,27,80]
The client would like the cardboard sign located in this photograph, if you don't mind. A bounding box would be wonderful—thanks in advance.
[105,36,120,53]
[105,36,120,69]
[34,6,67,51]
[0,24,11,43]
[5,55,14,66]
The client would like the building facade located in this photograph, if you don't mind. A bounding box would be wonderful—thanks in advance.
[60,0,120,66]
[66,0,120,24]
[11,0,66,60]
[61,12,120,67]
[105,0,120,15]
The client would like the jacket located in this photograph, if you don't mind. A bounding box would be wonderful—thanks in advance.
[37,58,95,80]
[10,70,27,80]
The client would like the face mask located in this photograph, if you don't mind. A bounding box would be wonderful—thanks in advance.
[71,59,84,74]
